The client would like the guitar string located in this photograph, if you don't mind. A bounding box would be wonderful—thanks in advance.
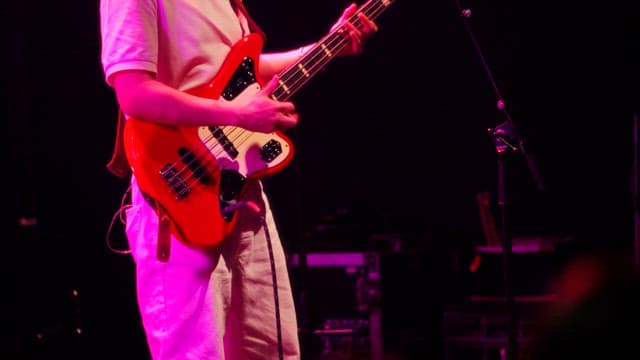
[202,1,378,155]
[174,0,387,188]
[172,0,387,195]
[170,0,388,195]
[273,0,387,101]
[170,27,356,190]
[218,0,388,149]
[221,0,388,145]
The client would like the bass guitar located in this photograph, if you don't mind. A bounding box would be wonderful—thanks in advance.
[123,0,396,247]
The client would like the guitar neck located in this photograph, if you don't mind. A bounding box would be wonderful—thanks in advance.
[271,0,395,101]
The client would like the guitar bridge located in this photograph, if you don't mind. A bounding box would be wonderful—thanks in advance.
[160,164,191,199]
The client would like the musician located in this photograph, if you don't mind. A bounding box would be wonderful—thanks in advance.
[99,0,377,358]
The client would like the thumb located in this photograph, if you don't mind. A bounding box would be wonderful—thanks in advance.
[261,74,279,95]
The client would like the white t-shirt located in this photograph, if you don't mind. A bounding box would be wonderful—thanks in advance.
[100,0,250,91]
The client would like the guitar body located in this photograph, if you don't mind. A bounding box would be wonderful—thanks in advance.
[123,34,294,248]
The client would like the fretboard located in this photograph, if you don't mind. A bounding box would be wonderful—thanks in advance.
[270,0,396,101]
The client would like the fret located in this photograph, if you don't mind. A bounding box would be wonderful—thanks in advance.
[272,0,396,101]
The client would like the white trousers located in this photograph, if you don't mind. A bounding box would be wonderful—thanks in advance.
[125,178,300,360]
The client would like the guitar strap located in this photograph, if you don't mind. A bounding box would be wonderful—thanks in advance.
[231,0,266,40]
[105,1,266,261]
[106,109,130,179]
[105,109,172,262]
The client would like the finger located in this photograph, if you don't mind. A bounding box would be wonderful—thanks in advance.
[343,20,359,34]
[261,74,279,94]
[350,31,362,54]
[357,13,378,33]
[342,21,362,41]
[340,22,363,53]
[277,111,299,129]
[278,101,296,114]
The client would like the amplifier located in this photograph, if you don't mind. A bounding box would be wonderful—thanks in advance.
[289,252,383,360]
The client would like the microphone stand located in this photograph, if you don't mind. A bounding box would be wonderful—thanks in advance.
[453,3,545,360]
[633,113,638,269]
[489,121,525,360]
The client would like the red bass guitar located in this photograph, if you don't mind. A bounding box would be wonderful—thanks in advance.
[123,0,395,247]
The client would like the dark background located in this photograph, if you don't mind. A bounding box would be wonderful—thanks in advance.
[2,0,637,359]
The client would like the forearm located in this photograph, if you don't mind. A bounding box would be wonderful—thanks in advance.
[259,43,315,82]
[113,72,237,127]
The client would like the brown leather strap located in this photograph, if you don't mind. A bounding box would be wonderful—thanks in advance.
[156,206,172,262]
[231,0,266,40]
[106,109,131,179]
[142,193,172,262]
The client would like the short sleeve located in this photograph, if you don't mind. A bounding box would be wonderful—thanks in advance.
[100,0,159,86]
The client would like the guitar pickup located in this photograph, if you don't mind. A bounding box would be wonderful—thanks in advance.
[208,126,239,159]
[178,147,213,184]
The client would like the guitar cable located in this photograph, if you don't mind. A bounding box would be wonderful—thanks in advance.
[109,187,286,357]
[262,214,285,360]
[106,184,133,255]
